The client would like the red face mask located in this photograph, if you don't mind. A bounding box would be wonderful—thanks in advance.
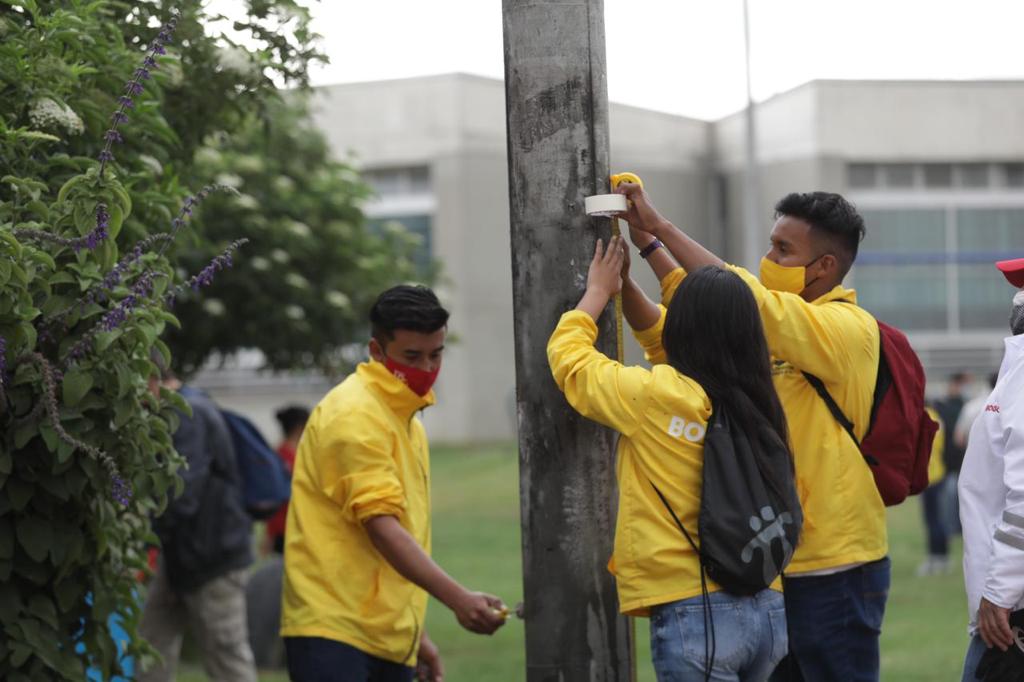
[383,356,439,397]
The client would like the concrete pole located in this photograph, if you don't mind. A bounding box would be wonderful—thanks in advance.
[502,1,633,680]
[741,0,762,269]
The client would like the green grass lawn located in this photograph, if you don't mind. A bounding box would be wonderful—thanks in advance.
[179,442,970,681]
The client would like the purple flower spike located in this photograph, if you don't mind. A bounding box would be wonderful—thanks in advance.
[98,13,179,177]
[110,474,133,506]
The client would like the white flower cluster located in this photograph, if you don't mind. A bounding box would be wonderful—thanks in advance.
[28,98,84,136]
[217,46,260,79]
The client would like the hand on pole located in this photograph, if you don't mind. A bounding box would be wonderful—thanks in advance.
[586,236,625,298]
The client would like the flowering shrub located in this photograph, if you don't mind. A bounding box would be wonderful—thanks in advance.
[0,7,248,679]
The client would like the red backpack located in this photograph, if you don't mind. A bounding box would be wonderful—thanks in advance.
[803,320,939,506]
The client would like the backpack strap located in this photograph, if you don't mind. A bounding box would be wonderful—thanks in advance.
[650,480,700,555]
[801,372,879,467]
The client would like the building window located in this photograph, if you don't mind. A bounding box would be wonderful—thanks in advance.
[854,207,1024,332]
[958,163,990,189]
[367,214,433,275]
[855,210,948,330]
[957,208,1024,328]
[923,163,953,189]
[363,166,431,197]
[881,164,915,188]
[1003,163,1024,188]
[848,163,877,189]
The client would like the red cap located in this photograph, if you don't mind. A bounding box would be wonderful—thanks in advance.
[996,258,1024,288]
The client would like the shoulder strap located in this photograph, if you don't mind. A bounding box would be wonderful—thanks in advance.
[801,372,879,466]
[650,480,700,556]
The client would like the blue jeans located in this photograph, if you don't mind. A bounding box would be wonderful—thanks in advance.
[961,634,987,682]
[769,557,891,682]
[650,589,788,681]
[283,637,414,682]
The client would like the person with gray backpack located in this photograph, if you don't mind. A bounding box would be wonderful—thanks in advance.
[548,237,801,681]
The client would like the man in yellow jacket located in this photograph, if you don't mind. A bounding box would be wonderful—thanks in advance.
[280,285,507,682]
[620,184,889,682]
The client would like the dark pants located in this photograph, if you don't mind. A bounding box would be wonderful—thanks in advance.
[769,557,891,682]
[284,637,414,682]
[922,481,950,556]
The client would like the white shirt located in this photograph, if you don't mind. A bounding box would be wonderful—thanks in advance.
[959,334,1024,634]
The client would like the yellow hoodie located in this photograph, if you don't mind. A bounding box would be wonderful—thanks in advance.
[549,310,784,615]
[281,360,434,664]
[652,266,886,574]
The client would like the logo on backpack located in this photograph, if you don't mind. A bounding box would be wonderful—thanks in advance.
[741,506,797,587]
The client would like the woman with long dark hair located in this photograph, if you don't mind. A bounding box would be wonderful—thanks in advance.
[548,236,796,681]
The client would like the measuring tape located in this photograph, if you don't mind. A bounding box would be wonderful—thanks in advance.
[607,172,643,363]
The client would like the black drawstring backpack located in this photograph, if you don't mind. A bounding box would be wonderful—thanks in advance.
[650,403,802,680]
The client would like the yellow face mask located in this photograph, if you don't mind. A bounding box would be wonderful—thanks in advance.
[759,256,808,295]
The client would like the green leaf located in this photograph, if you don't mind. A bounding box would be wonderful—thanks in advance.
[6,478,32,511]
[95,329,121,352]
[16,516,52,563]
[61,368,93,407]
[0,516,13,560]
[27,595,57,630]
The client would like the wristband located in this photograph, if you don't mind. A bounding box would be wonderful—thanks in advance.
[639,239,664,260]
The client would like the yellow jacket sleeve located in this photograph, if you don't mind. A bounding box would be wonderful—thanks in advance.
[660,267,687,307]
[321,424,406,524]
[632,305,668,366]
[548,310,653,437]
[727,265,877,384]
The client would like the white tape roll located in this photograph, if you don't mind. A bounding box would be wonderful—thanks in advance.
[584,193,627,217]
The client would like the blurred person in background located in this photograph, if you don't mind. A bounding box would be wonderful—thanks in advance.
[263,404,310,556]
[958,258,1024,681]
[918,405,950,576]
[956,373,1000,453]
[140,363,257,682]
[934,373,972,535]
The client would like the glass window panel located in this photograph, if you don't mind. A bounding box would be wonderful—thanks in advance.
[856,209,948,330]
[1003,163,1024,188]
[881,164,915,188]
[854,265,948,330]
[848,163,877,189]
[860,209,946,255]
[367,214,433,274]
[956,209,1024,329]
[924,163,953,188]
[958,163,989,188]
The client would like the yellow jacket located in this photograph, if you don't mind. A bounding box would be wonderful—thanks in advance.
[926,406,946,485]
[549,310,774,616]
[281,360,434,664]
[653,266,886,573]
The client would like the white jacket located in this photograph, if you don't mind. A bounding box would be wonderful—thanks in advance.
[959,334,1024,634]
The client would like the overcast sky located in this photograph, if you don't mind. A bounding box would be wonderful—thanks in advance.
[227,1,1024,121]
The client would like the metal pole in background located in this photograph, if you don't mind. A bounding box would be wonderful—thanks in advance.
[742,0,762,269]
[502,1,633,679]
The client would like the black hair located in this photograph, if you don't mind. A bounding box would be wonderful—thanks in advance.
[949,371,970,384]
[662,266,793,492]
[275,405,310,437]
[775,191,866,276]
[369,285,449,343]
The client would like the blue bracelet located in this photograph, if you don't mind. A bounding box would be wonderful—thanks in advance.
[639,239,664,259]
